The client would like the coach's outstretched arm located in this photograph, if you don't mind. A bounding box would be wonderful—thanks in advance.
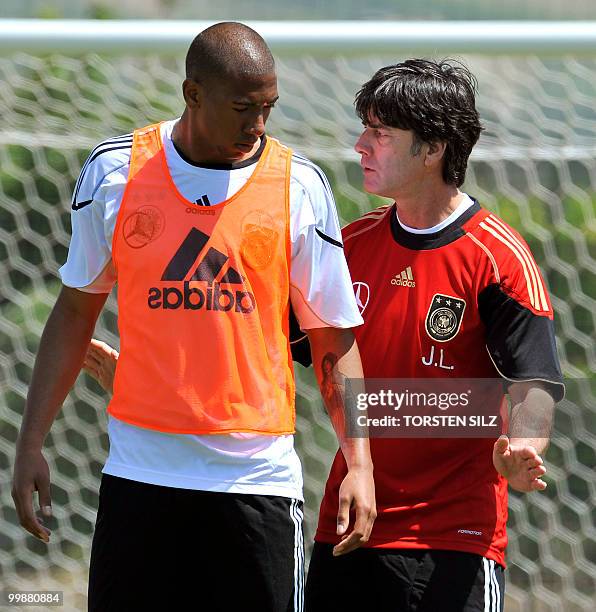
[306,326,376,556]
[12,287,108,542]
[492,381,555,493]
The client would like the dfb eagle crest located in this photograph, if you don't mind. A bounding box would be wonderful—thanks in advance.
[425,293,466,342]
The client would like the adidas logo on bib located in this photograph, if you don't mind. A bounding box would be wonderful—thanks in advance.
[391,266,416,287]
[148,228,256,313]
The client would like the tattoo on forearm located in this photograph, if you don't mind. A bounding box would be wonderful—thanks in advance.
[320,352,346,432]
[320,352,365,439]
[320,353,342,408]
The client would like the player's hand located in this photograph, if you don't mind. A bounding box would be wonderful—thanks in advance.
[12,448,52,543]
[83,338,119,394]
[333,465,376,556]
[492,435,547,492]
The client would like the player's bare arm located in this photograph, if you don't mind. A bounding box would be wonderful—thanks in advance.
[306,326,376,557]
[12,287,108,542]
[492,381,555,493]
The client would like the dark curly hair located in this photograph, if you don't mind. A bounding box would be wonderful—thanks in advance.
[355,59,483,187]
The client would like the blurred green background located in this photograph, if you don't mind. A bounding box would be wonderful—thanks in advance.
[3,0,596,20]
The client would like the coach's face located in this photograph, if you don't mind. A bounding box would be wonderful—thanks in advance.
[354,116,427,200]
[184,70,278,164]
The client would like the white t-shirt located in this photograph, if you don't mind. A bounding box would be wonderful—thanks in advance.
[394,193,475,233]
[60,120,363,501]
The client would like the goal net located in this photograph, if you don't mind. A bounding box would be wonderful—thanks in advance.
[1,27,594,611]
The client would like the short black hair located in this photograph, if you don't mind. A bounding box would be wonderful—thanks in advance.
[185,22,275,85]
[355,59,483,187]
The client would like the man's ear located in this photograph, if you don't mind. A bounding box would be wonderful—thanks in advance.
[182,78,202,108]
[424,141,447,168]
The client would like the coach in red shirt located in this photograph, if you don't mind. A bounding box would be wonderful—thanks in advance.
[302,60,564,612]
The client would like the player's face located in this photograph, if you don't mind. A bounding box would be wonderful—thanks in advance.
[189,71,279,163]
[354,116,426,200]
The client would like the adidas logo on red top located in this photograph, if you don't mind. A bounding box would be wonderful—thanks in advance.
[391,266,416,287]
[148,228,256,313]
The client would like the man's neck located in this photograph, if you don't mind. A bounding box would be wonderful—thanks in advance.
[171,112,193,157]
[394,183,464,230]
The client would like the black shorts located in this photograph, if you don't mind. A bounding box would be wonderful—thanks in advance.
[305,542,504,612]
[88,474,304,612]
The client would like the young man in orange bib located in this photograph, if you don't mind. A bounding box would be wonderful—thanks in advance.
[11,23,375,612]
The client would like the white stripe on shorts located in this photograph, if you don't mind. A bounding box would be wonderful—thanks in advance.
[491,559,501,612]
[483,558,502,612]
[483,557,492,612]
[290,499,304,612]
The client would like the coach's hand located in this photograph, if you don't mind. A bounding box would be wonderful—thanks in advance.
[492,435,547,492]
[333,465,376,556]
[12,448,52,543]
[83,339,119,394]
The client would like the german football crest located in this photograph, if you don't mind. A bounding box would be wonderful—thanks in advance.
[425,293,466,342]
[123,205,165,249]
[240,210,279,270]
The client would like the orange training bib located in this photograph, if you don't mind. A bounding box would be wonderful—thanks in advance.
[107,123,295,435]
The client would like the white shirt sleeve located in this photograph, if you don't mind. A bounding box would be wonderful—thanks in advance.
[58,136,133,293]
[289,154,363,330]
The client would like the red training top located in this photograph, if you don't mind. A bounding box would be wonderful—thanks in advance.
[311,201,563,567]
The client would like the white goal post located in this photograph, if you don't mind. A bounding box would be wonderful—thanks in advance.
[1,19,596,54]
